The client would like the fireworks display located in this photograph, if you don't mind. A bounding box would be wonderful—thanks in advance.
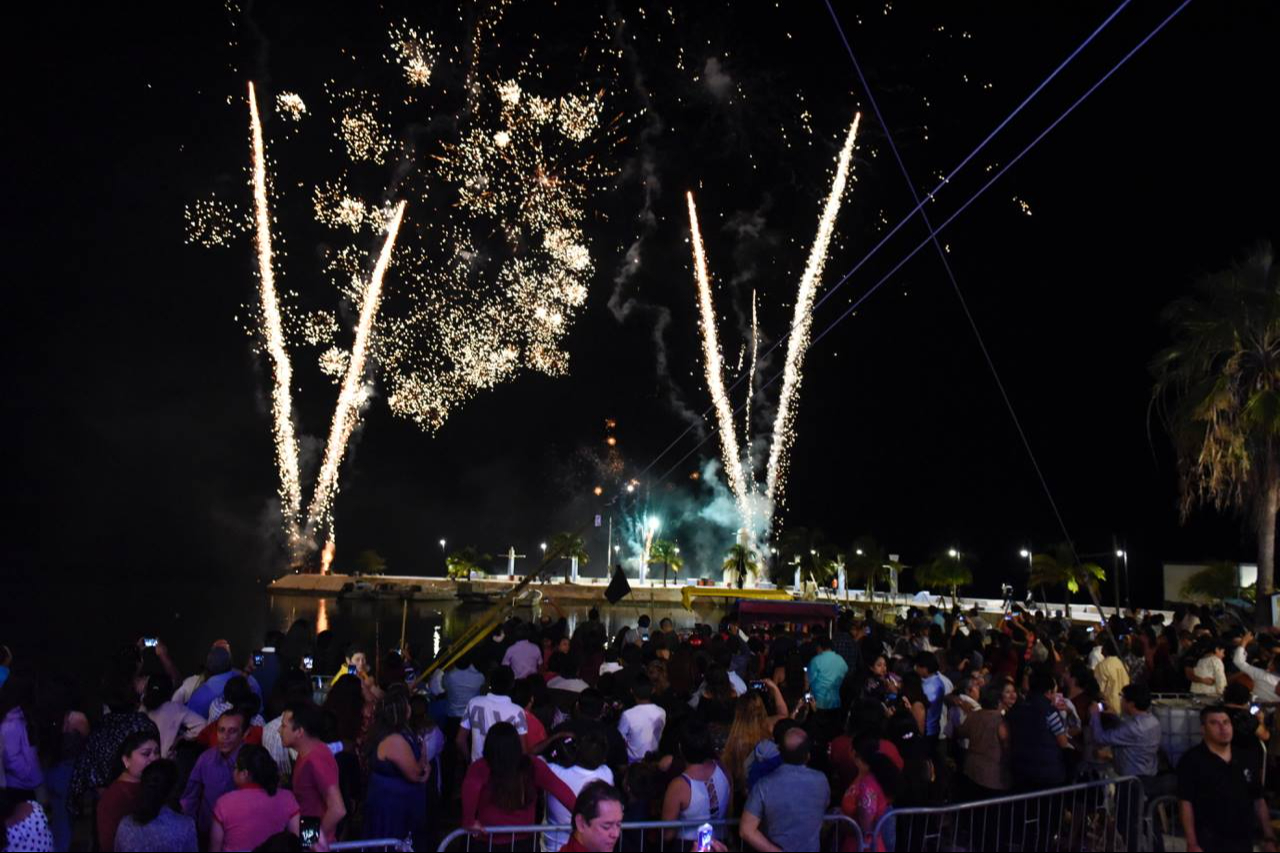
[686,113,862,544]
[304,200,407,541]
[248,82,305,548]
[192,7,625,552]
[764,113,862,505]
[686,191,751,525]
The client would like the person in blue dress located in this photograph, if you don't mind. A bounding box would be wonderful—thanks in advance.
[363,684,429,849]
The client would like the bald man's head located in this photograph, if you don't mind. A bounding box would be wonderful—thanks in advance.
[779,727,811,766]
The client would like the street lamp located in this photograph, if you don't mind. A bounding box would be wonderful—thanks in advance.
[948,548,959,559]
[540,542,547,557]
[856,549,864,556]
[1116,549,1129,609]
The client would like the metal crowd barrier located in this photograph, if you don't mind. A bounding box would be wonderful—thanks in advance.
[330,840,414,852]
[436,814,863,852]
[868,775,1144,852]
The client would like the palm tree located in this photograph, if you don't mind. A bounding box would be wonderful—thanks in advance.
[845,536,905,603]
[548,532,589,581]
[913,551,974,608]
[779,527,836,588]
[1028,544,1105,618]
[445,546,491,580]
[1181,560,1241,602]
[1151,243,1280,616]
[648,539,683,587]
[723,543,759,589]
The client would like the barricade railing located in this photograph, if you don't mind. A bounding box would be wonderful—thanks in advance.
[436,814,863,852]
[869,775,1144,852]
[329,839,413,852]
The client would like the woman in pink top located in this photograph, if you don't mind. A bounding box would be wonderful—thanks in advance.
[210,744,299,852]
[461,722,576,847]
[841,736,902,853]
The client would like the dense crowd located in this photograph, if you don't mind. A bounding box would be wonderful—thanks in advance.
[2,600,1279,851]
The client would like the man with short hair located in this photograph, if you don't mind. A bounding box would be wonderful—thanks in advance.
[281,702,346,841]
[559,780,624,853]
[915,652,947,755]
[832,613,861,675]
[740,728,831,852]
[180,708,248,841]
[1178,705,1276,852]
[1089,684,1161,779]
[501,625,544,680]
[1008,670,1069,791]
[457,665,527,762]
[658,617,674,636]
[806,635,848,711]
[618,678,666,763]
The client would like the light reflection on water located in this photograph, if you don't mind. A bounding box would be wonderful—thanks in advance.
[267,593,723,656]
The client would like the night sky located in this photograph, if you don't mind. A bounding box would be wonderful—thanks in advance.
[7,1,1278,605]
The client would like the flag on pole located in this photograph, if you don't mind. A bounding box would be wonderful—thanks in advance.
[605,564,632,604]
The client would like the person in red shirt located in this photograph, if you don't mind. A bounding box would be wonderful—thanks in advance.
[97,730,160,852]
[280,702,346,841]
[461,722,576,847]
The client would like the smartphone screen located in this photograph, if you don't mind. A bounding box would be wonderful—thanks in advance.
[303,656,314,672]
[299,817,321,849]
[143,637,158,648]
[253,652,265,667]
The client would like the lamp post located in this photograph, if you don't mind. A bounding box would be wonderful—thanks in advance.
[1116,549,1129,611]
[439,539,446,574]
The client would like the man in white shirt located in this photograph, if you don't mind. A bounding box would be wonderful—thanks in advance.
[457,666,528,762]
[540,732,614,852]
[618,679,666,763]
[1233,632,1280,703]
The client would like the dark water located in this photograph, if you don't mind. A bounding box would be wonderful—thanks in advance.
[5,577,722,685]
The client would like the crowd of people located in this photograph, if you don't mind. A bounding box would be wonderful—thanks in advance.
[2,601,1280,851]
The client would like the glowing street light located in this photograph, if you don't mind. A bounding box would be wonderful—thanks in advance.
[856,548,864,556]
[948,548,959,559]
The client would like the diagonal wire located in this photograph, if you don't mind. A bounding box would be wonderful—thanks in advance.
[657,0,1194,488]
[636,0,1133,479]
[823,0,1079,557]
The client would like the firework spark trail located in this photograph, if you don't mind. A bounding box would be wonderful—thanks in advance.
[746,289,758,471]
[764,113,861,504]
[686,191,751,527]
[305,200,408,538]
[249,82,305,548]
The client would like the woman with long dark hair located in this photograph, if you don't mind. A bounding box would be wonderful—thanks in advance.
[460,722,575,851]
[113,759,197,852]
[209,744,299,852]
[362,685,429,850]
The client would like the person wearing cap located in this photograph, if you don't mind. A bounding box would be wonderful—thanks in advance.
[186,646,261,719]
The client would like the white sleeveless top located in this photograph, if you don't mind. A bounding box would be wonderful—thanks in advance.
[678,764,730,840]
